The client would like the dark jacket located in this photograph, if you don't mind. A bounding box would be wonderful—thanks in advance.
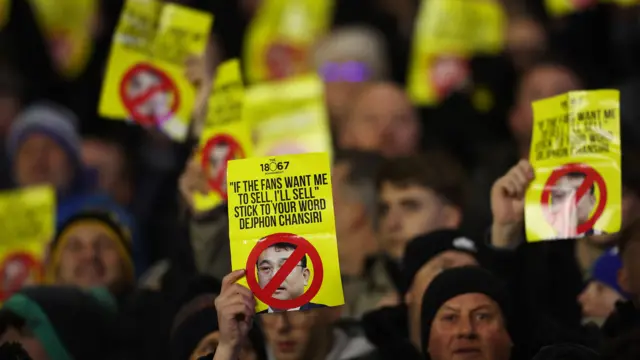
[257,302,327,314]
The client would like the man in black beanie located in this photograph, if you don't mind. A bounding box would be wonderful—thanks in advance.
[421,266,513,360]
[0,285,120,360]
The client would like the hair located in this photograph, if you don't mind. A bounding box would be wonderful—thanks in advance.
[259,242,307,268]
[0,342,33,360]
[82,134,136,185]
[563,172,595,195]
[0,310,26,337]
[618,218,640,259]
[516,53,586,100]
[312,26,389,81]
[375,151,469,209]
[334,150,385,227]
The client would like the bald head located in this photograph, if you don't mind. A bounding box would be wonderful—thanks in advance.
[339,82,420,158]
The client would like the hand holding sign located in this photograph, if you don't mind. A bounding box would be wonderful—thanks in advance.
[215,269,255,357]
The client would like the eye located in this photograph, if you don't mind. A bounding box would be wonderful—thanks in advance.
[475,312,492,321]
[441,314,457,322]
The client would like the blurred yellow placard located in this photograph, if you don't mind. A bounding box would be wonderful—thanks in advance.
[244,0,334,83]
[244,74,332,158]
[407,0,505,106]
[0,186,55,302]
[0,0,10,30]
[227,152,344,313]
[27,0,97,79]
[525,90,621,242]
[194,59,252,212]
[546,0,637,18]
[99,0,213,142]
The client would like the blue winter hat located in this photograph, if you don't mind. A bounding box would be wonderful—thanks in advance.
[7,102,81,163]
[590,247,627,298]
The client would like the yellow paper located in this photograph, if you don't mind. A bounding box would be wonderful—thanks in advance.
[407,0,505,106]
[243,0,334,83]
[99,0,213,142]
[0,0,10,30]
[0,186,55,301]
[227,153,344,312]
[194,59,252,211]
[244,74,333,157]
[525,90,621,242]
[27,0,97,79]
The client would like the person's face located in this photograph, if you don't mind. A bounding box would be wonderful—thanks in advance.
[577,281,623,320]
[15,133,73,190]
[505,18,547,72]
[81,139,131,205]
[341,84,419,158]
[378,183,461,260]
[261,309,332,360]
[0,326,50,360]
[190,331,257,360]
[550,175,595,224]
[257,247,310,301]
[209,144,230,183]
[509,66,580,148]
[427,293,512,360]
[406,252,479,349]
[55,222,128,291]
[126,72,170,119]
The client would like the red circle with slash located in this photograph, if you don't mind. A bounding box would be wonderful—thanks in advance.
[266,43,306,80]
[119,63,180,126]
[541,163,607,235]
[245,233,324,310]
[201,134,245,200]
[429,55,469,98]
[0,252,41,301]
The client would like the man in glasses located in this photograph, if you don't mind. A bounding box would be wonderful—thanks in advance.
[255,241,327,313]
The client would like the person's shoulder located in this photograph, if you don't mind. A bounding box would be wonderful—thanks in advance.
[257,309,268,314]
[302,302,328,310]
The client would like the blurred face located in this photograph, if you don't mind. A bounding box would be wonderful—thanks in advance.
[55,222,129,292]
[406,253,479,349]
[81,139,131,205]
[506,18,547,72]
[0,326,50,360]
[261,310,332,360]
[190,331,257,360]
[577,281,623,320]
[257,246,310,302]
[550,175,595,224]
[427,293,512,360]
[321,61,371,124]
[340,83,419,158]
[378,183,461,260]
[15,134,73,190]
[509,66,580,149]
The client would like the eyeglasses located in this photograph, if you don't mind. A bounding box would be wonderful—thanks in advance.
[320,61,371,83]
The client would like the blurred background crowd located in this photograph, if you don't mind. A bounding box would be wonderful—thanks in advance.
[2,0,640,359]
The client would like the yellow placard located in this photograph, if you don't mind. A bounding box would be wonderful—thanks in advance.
[99,0,213,142]
[244,74,332,158]
[525,90,621,242]
[0,0,11,30]
[546,0,636,17]
[243,0,334,83]
[27,0,97,79]
[227,153,343,313]
[0,186,55,301]
[193,59,252,211]
[407,0,505,106]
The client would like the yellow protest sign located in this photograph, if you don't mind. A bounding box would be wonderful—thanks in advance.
[243,0,334,83]
[194,59,252,211]
[99,0,213,142]
[407,0,505,106]
[545,0,636,17]
[0,0,10,30]
[27,0,97,79]
[0,186,55,302]
[244,74,332,157]
[525,90,621,242]
[227,153,343,313]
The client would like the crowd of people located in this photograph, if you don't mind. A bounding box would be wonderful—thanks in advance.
[1,0,640,359]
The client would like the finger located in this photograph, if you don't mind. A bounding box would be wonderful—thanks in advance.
[223,302,255,321]
[221,269,246,291]
[227,283,254,300]
[509,167,528,189]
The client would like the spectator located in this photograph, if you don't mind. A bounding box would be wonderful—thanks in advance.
[338,82,421,158]
[349,152,468,318]
[578,248,628,326]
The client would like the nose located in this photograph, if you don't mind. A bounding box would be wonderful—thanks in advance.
[384,207,402,232]
[577,289,587,306]
[275,313,292,333]
[456,316,476,338]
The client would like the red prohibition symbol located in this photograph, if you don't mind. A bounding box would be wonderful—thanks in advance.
[200,134,245,199]
[245,233,324,310]
[0,252,41,301]
[119,63,180,126]
[541,163,607,235]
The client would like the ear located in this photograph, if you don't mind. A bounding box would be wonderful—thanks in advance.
[303,268,310,286]
[442,205,462,228]
[618,267,631,294]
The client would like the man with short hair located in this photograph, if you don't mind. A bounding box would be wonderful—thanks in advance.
[255,239,327,313]
[348,151,468,318]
